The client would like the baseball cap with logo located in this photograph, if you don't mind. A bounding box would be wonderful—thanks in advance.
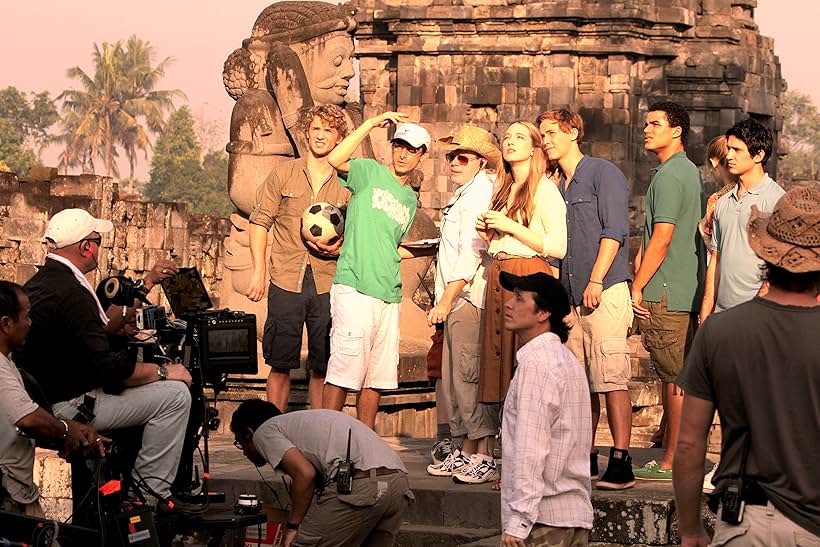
[392,123,432,151]
[44,208,114,249]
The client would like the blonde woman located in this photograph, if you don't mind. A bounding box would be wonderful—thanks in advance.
[475,121,567,405]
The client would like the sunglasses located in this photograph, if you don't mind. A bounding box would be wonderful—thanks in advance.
[391,141,424,156]
[82,236,102,246]
[446,152,480,166]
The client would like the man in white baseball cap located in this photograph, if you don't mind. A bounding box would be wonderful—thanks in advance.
[44,208,114,249]
[15,207,198,514]
[322,112,431,428]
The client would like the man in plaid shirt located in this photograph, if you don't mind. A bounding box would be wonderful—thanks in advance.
[499,272,593,546]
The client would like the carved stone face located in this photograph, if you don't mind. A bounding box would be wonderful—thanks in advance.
[298,34,355,105]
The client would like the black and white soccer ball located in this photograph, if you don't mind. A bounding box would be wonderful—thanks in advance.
[301,202,345,245]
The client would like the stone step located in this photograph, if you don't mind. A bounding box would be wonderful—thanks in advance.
[397,524,499,547]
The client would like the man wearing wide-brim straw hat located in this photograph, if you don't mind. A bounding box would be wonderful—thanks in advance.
[425,125,504,485]
[674,183,820,547]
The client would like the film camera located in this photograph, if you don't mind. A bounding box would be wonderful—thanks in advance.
[83,269,260,543]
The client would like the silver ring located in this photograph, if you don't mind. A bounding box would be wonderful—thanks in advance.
[95,437,101,443]
[162,269,168,274]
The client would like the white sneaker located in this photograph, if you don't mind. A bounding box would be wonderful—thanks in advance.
[703,462,718,493]
[430,438,456,465]
[427,449,470,477]
[452,454,500,484]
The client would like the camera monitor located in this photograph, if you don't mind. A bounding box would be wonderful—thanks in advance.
[160,267,213,318]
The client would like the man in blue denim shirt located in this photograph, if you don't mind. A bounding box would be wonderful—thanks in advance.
[539,109,635,490]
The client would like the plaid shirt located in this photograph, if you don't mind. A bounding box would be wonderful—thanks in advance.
[501,332,593,538]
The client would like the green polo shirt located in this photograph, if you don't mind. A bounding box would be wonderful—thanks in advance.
[641,152,706,312]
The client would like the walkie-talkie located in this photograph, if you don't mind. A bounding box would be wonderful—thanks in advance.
[336,428,353,495]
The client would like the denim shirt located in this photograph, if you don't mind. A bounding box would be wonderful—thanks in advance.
[558,156,631,306]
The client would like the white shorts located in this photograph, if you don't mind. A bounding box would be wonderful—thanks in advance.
[325,284,401,391]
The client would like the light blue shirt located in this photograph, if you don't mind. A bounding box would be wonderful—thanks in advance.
[712,174,785,312]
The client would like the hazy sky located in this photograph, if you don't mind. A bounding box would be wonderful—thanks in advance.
[2,1,817,179]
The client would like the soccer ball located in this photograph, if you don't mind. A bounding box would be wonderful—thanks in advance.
[301,202,345,245]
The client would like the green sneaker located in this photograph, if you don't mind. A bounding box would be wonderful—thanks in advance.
[633,460,673,481]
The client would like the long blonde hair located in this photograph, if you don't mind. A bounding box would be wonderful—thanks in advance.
[490,121,546,227]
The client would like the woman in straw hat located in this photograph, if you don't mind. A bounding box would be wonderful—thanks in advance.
[425,125,503,484]
[475,121,567,406]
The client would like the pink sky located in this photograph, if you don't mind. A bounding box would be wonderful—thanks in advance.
[2,1,817,179]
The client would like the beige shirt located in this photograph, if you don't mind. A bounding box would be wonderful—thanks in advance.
[249,157,351,294]
[487,174,567,260]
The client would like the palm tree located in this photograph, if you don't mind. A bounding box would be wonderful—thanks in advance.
[58,36,185,177]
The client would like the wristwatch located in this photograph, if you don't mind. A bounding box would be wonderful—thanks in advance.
[157,365,168,381]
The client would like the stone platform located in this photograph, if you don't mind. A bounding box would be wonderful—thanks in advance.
[206,438,717,547]
[33,436,716,546]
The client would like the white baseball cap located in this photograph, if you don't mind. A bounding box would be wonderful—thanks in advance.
[44,208,114,249]
[392,123,432,150]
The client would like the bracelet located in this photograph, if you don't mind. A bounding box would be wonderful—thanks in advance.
[589,280,603,285]
[286,521,300,530]
[59,419,69,438]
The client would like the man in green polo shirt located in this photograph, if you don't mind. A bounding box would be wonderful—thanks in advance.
[632,101,705,481]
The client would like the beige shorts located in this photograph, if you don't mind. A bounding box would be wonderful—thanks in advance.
[325,284,401,391]
[566,281,633,393]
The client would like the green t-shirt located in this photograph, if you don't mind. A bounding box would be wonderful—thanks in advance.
[642,152,706,312]
[334,158,417,303]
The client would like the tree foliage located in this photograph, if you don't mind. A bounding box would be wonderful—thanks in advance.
[145,106,232,217]
[58,36,184,178]
[0,87,58,175]
[779,90,820,180]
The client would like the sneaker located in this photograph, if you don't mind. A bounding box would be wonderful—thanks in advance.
[431,437,456,465]
[453,454,500,484]
[596,448,635,490]
[633,460,673,481]
[590,449,600,480]
[427,449,470,477]
[703,462,718,493]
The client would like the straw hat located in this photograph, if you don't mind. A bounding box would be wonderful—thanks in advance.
[747,183,820,273]
[437,125,502,169]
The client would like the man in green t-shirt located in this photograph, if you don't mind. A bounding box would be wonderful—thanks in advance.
[632,101,705,481]
[323,111,431,428]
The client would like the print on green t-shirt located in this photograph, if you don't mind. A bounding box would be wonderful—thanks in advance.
[641,152,706,312]
[333,158,418,303]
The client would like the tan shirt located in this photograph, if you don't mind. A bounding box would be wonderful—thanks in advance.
[249,157,350,294]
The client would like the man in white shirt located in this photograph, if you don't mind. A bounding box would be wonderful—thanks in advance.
[425,125,501,485]
[499,272,593,546]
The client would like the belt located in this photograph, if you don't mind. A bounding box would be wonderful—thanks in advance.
[352,467,400,480]
[72,394,96,424]
[743,482,769,506]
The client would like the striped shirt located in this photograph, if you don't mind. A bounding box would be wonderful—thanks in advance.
[501,332,593,538]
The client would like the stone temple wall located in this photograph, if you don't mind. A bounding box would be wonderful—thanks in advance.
[0,171,230,302]
[351,0,784,223]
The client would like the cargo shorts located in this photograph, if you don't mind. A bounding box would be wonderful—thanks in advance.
[636,291,696,383]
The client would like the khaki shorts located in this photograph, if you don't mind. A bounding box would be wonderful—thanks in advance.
[294,471,413,547]
[526,523,589,546]
[566,282,633,393]
[325,284,400,391]
[713,502,819,546]
[637,291,696,383]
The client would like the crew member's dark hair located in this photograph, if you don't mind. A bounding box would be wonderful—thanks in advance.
[761,263,820,295]
[648,101,690,145]
[0,281,24,320]
[230,398,282,434]
[725,118,774,166]
[531,279,572,343]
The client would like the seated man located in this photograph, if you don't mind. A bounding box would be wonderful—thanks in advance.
[231,399,413,547]
[0,280,101,516]
[14,208,193,510]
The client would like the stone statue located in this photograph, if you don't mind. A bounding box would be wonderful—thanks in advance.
[220,1,435,357]
[220,1,371,321]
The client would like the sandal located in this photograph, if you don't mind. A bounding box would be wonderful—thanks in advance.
[490,479,501,491]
